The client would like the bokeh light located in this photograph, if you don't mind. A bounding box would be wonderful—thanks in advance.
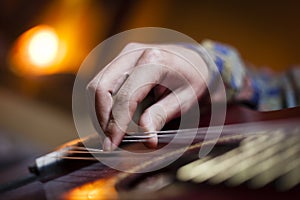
[65,178,118,200]
[27,28,59,67]
[9,25,66,76]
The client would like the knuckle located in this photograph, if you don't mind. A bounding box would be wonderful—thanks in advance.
[141,48,164,64]
[86,81,97,92]
[86,80,106,96]
[124,42,143,50]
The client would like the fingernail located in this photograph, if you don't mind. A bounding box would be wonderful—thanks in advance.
[103,137,111,151]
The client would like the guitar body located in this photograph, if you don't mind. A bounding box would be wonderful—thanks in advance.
[3,105,300,200]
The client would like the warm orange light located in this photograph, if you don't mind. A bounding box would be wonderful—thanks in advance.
[27,28,59,67]
[65,178,118,200]
[9,25,66,76]
[9,0,104,76]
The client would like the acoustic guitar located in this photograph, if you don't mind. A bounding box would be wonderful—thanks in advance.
[2,104,300,200]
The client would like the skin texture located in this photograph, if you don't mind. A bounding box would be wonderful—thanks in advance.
[87,43,209,151]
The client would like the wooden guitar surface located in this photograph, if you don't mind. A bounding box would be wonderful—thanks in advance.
[3,105,300,200]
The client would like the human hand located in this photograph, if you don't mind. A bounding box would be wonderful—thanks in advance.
[87,43,209,151]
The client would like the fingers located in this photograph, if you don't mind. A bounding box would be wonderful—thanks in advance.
[87,43,210,151]
[87,44,145,133]
[105,62,165,151]
[139,85,198,148]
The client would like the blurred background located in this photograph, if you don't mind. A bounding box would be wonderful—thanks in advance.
[0,0,300,175]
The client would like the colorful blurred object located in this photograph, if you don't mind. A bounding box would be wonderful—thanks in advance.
[65,178,118,200]
[26,26,60,67]
[9,25,66,76]
[8,0,103,76]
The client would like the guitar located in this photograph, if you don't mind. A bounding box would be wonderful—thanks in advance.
[2,105,300,200]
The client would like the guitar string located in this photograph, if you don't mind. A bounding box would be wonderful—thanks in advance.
[51,130,287,161]
[44,119,299,161]
[63,119,298,153]
[50,134,245,161]
[2,119,298,192]
[44,132,300,189]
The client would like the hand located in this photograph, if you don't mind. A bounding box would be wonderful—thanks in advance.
[87,43,209,151]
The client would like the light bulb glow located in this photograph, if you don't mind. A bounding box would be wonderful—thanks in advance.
[27,29,59,67]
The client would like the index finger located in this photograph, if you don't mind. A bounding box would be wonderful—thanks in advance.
[105,61,166,150]
[87,44,146,133]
